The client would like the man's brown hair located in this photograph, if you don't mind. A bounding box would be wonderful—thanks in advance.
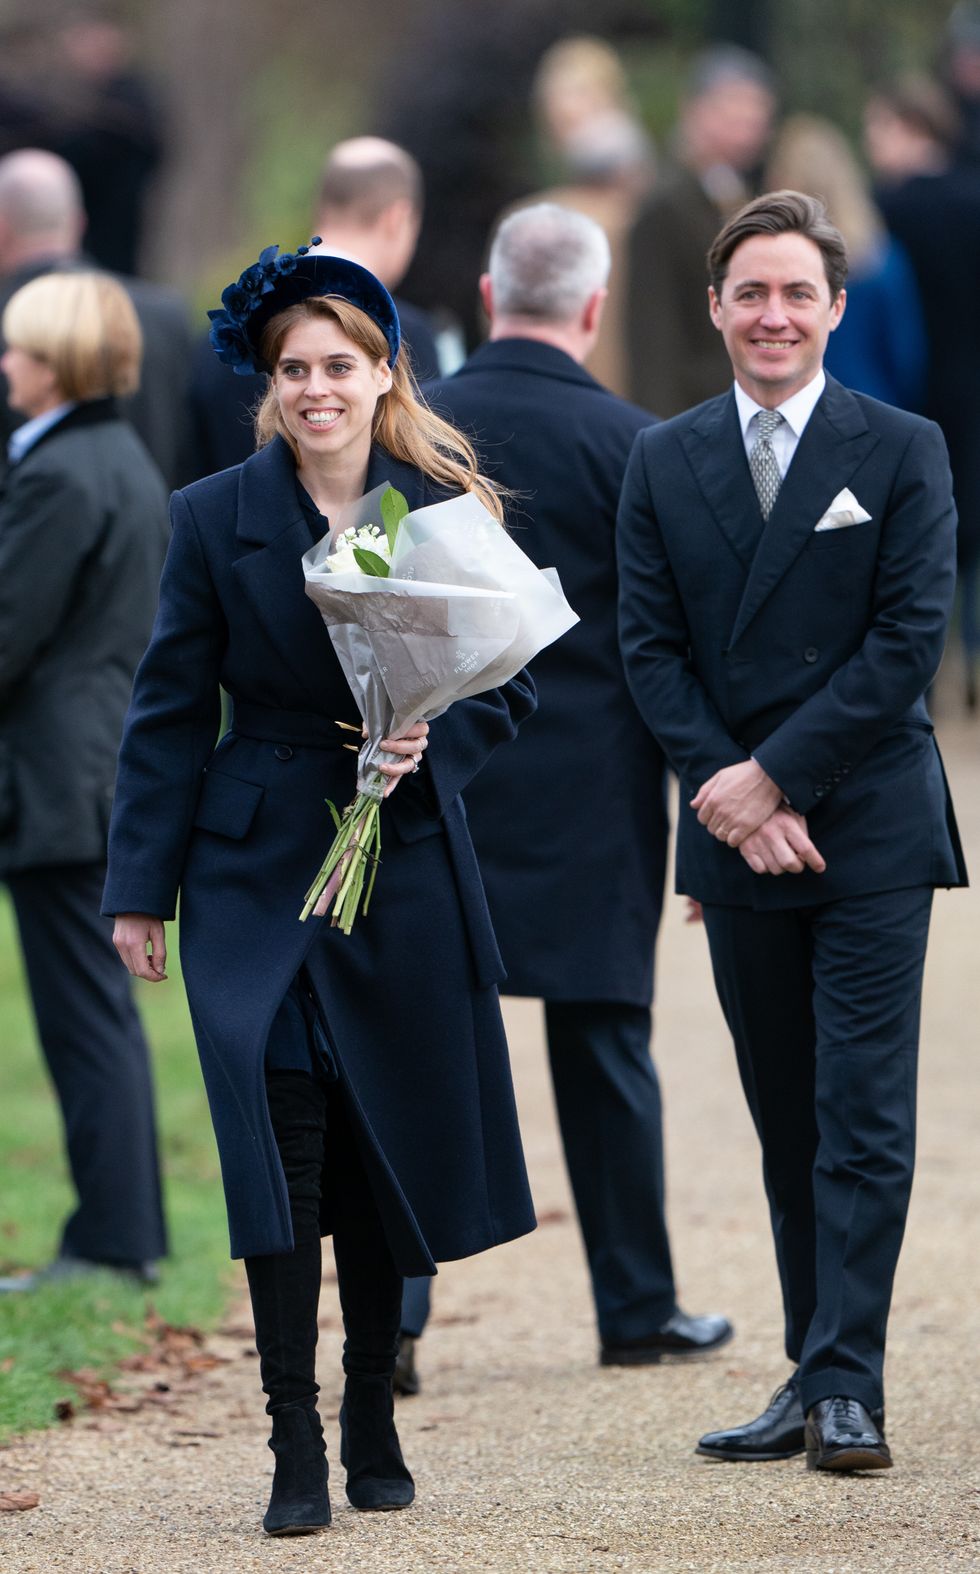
[707,189,848,300]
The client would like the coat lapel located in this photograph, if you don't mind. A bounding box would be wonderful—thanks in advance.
[728,377,879,646]
[679,393,766,569]
[231,438,329,701]
[231,437,432,704]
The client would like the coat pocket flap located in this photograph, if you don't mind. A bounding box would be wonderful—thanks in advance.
[193,769,265,840]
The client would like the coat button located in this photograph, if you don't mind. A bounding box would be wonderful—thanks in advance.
[804,646,819,663]
[814,784,825,797]
[274,744,294,761]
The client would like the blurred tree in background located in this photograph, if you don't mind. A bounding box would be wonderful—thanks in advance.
[0,0,959,315]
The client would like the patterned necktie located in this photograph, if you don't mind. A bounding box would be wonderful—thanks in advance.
[749,409,784,520]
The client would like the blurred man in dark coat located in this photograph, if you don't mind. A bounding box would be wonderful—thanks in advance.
[864,76,980,708]
[0,148,193,490]
[400,204,732,1386]
[188,137,440,480]
[626,47,775,418]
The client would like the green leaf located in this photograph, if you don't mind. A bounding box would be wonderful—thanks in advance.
[353,547,390,578]
[380,486,409,555]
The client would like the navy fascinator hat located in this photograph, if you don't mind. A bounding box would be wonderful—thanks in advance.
[207,239,401,376]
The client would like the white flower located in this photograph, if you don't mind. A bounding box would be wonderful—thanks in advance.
[327,523,390,575]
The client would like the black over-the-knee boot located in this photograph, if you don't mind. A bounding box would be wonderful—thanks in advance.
[244,1070,331,1536]
[332,1123,414,1511]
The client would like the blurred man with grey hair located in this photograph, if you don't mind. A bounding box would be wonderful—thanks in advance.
[398,202,732,1390]
[0,147,193,487]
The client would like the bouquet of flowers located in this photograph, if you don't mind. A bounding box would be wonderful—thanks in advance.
[299,482,578,930]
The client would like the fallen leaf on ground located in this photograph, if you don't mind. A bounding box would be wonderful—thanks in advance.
[56,1369,114,1410]
[535,1208,570,1226]
[0,1490,39,1512]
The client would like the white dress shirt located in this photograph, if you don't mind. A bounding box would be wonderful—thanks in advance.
[733,370,826,478]
[7,402,76,465]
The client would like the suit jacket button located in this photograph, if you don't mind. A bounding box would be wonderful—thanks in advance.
[275,744,294,761]
[803,646,819,663]
[814,785,825,797]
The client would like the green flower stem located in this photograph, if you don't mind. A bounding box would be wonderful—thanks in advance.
[299,778,385,930]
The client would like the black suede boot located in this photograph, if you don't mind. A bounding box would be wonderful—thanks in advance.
[263,1404,331,1534]
[340,1375,415,1510]
[332,1163,414,1511]
[246,1069,331,1536]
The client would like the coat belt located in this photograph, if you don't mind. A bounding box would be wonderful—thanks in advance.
[230,700,356,750]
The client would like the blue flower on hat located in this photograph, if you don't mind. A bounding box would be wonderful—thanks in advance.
[206,236,399,373]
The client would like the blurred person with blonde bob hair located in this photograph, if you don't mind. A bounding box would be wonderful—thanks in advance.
[0,269,170,1298]
[104,244,536,1536]
[766,115,926,410]
[2,268,142,403]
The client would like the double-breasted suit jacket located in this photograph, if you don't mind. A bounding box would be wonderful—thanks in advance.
[103,435,537,1271]
[617,374,967,907]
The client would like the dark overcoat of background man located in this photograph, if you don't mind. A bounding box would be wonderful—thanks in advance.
[400,203,732,1385]
[618,190,966,1473]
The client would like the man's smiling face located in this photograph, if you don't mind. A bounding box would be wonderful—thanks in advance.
[708,230,846,407]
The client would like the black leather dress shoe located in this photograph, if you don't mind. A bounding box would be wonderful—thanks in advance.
[392,1334,420,1397]
[600,1310,733,1366]
[805,1397,892,1472]
[697,1375,805,1461]
[0,1255,159,1293]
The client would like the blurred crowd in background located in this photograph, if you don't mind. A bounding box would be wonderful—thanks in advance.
[1,0,979,701]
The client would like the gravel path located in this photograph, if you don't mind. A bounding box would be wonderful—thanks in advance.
[2,709,978,1574]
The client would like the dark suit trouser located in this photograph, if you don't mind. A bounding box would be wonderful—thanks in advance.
[401,1000,677,1344]
[701,887,933,1415]
[5,862,167,1266]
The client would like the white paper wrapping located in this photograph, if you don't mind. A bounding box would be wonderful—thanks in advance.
[301,483,579,795]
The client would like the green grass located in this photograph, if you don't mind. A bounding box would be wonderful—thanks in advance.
[0,892,237,1440]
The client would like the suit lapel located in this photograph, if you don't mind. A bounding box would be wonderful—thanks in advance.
[231,438,430,704]
[728,378,879,645]
[679,393,764,568]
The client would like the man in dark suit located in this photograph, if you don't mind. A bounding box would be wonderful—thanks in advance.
[400,203,732,1388]
[0,147,194,489]
[626,47,775,419]
[618,190,966,1471]
[188,137,441,479]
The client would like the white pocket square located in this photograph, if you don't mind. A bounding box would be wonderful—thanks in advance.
[814,488,873,532]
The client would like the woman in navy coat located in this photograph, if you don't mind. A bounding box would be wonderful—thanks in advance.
[105,246,536,1536]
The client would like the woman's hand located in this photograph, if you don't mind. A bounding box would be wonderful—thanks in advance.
[114,913,168,981]
[376,720,429,799]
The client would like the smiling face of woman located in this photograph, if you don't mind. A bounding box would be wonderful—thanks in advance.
[272,316,392,476]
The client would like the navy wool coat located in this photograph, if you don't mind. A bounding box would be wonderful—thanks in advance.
[426,340,665,1006]
[103,436,537,1270]
[617,375,967,908]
